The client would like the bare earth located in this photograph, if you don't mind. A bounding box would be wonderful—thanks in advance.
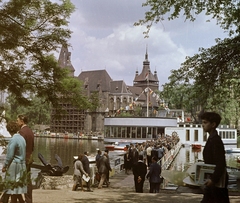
[32,172,240,203]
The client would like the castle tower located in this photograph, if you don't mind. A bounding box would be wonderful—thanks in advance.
[133,48,159,91]
[58,45,75,77]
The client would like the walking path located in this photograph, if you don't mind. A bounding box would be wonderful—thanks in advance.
[32,170,240,203]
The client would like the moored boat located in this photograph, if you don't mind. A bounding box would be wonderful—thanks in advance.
[105,142,128,151]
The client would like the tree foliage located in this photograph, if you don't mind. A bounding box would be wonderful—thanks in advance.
[136,0,240,126]
[5,93,51,126]
[162,35,240,125]
[135,0,240,37]
[0,0,91,113]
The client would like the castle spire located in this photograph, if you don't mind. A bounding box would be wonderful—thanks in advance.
[145,44,148,61]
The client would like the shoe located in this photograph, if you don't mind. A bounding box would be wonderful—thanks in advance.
[86,189,93,192]
[98,187,102,189]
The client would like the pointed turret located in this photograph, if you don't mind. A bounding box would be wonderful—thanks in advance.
[133,47,159,90]
[58,45,75,77]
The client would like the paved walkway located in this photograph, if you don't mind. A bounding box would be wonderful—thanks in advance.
[32,170,240,203]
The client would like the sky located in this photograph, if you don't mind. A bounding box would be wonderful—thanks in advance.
[65,0,228,89]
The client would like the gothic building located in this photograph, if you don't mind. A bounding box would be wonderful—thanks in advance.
[50,45,160,135]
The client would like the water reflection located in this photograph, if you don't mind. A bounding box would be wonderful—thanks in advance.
[32,138,105,175]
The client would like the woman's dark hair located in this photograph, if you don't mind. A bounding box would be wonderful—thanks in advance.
[18,115,28,124]
[200,112,221,126]
[7,121,20,135]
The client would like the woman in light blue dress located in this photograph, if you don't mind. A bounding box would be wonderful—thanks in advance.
[2,121,27,203]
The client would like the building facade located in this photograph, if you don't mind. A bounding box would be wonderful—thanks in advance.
[50,46,160,135]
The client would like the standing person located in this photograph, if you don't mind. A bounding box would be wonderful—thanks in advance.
[72,155,89,191]
[81,152,93,192]
[17,115,34,203]
[2,121,27,203]
[104,149,111,185]
[200,112,229,203]
[98,151,111,189]
[146,156,161,193]
[124,150,131,175]
[130,144,139,167]
[132,155,147,193]
[95,149,102,170]
[146,144,152,167]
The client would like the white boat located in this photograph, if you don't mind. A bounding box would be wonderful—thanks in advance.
[105,142,128,151]
[182,162,240,187]
[165,124,237,146]
[104,116,237,146]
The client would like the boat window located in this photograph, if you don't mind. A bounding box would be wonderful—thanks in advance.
[121,127,126,138]
[142,127,146,138]
[138,127,142,138]
[127,127,130,138]
[194,130,198,141]
[186,130,190,141]
[132,127,136,138]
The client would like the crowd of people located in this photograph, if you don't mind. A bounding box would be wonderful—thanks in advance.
[124,134,180,193]
[71,134,180,194]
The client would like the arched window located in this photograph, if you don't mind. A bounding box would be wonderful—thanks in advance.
[109,98,114,111]
[116,97,121,110]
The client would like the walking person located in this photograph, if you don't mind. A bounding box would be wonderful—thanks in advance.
[2,121,27,203]
[104,149,111,185]
[200,112,229,203]
[146,156,161,193]
[132,155,147,193]
[81,152,93,192]
[17,115,34,203]
[72,155,89,191]
[98,151,111,189]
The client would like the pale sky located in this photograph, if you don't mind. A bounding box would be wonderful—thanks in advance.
[65,0,228,89]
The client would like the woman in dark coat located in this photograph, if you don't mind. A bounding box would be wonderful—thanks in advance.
[124,150,131,174]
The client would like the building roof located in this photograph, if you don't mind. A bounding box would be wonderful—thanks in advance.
[133,50,159,83]
[128,86,146,102]
[109,80,132,95]
[77,70,112,92]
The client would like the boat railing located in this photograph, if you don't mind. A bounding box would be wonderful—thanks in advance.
[160,142,182,170]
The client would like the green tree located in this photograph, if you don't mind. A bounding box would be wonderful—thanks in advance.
[136,0,240,126]
[135,0,240,36]
[5,94,51,126]
[0,0,91,113]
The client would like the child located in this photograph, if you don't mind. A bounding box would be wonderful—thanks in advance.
[200,112,229,203]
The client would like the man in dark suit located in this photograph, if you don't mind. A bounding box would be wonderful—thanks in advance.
[81,152,93,192]
[132,155,147,193]
[146,156,161,193]
[17,115,34,203]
